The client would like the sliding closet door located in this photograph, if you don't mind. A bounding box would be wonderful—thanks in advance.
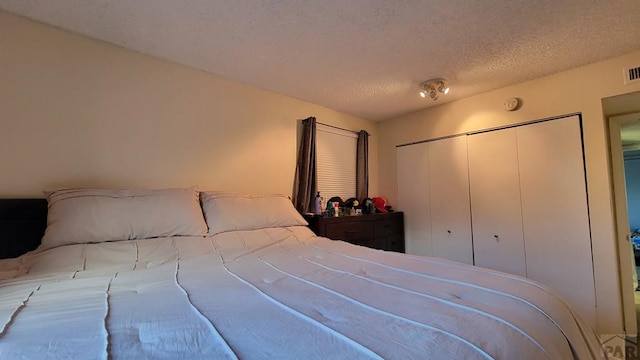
[517,116,596,324]
[397,143,431,256]
[468,129,526,276]
[428,136,473,264]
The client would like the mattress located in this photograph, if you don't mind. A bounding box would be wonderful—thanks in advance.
[0,226,604,359]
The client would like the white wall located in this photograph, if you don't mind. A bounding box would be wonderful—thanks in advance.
[378,50,640,334]
[0,11,378,197]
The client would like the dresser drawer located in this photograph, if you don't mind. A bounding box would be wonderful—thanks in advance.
[385,235,405,253]
[374,217,403,237]
[325,221,373,242]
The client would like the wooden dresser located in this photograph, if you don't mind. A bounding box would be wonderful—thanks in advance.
[305,212,404,253]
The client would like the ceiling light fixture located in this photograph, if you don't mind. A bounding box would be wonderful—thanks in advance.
[419,78,450,101]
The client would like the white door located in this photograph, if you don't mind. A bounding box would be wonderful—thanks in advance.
[397,143,432,256]
[517,116,596,325]
[429,136,473,264]
[468,129,527,276]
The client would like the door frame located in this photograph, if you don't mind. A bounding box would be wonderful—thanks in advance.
[608,113,640,338]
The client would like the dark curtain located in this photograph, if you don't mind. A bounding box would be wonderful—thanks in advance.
[292,117,317,213]
[356,130,369,202]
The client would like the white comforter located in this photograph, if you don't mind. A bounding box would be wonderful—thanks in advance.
[0,226,604,359]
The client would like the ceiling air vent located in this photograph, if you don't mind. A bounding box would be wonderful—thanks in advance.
[624,66,640,85]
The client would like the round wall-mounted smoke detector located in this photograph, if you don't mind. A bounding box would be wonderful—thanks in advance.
[504,97,520,111]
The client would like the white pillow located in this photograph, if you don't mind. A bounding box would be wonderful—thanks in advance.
[40,188,208,250]
[200,192,307,236]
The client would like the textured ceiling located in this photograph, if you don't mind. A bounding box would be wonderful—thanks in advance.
[1,1,640,121]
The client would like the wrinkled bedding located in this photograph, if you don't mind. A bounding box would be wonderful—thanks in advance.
[0,226,604,359]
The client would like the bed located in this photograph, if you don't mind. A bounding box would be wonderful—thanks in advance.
[0,188,605,359]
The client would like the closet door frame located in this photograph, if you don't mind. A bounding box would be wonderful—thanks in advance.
[396,112,596,325]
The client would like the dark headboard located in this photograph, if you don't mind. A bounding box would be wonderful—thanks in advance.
[0,199,47,259]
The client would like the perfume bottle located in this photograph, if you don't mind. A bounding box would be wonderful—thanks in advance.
[314,192,322,215]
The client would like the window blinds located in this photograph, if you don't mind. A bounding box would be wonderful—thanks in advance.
[316,124,357,202]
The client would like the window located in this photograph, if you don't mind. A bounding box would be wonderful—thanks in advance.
[316,124,357,201]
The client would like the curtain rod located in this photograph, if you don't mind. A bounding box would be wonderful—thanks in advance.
[317,121,359,134]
